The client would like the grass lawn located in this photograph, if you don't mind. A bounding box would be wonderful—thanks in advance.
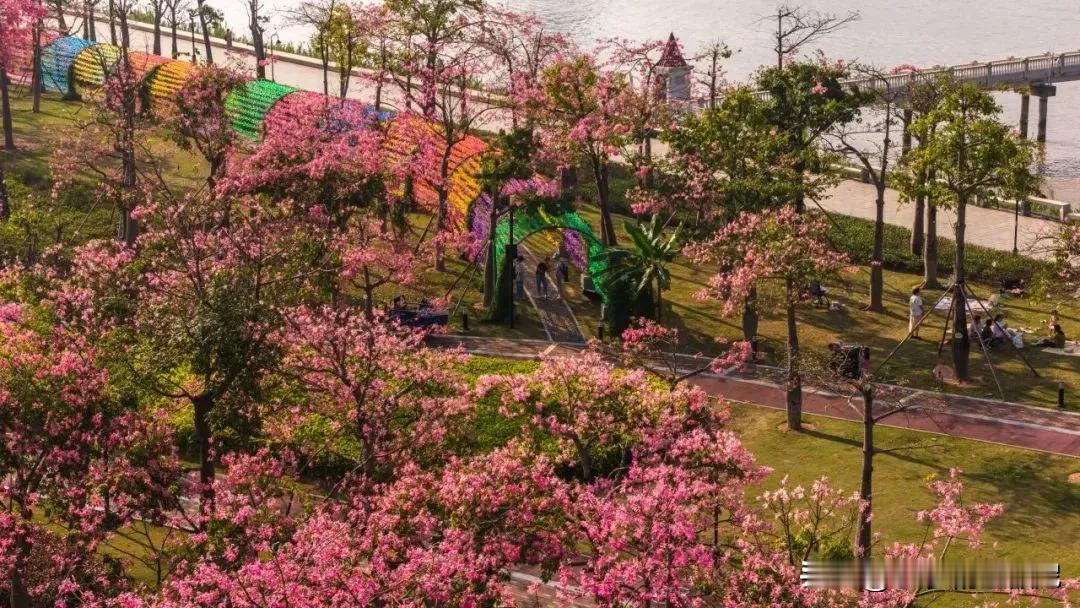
[730,401,1080,607]
[463,356,1080,607]
[551,203,1080,409]
[5,87,208,193]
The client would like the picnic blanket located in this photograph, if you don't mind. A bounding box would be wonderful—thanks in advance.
[1042,341,1080,357]
[933,296,992,312]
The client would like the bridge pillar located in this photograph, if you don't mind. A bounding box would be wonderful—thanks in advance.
[1031,83,1057,144]
[901,108,912,154]
[1019,94,1030,139]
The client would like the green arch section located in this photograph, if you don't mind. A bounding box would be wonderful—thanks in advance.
[225,79,298,140]
[493,208,609,300]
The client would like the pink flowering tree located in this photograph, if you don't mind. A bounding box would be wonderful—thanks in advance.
[49,58,162,245]
[274,305,470,481]
[600,37,678,173]
[171,65,248,192]
[478,8,570,128]
[147,446,572,607]
[686,206,850,432]
[129,193,324,520]
[600,317,752,391]
[475,351,662,482]
[0,0,46,151]
[224,96,389,221]
[526,52,636,246]
[0,303,179,605]
[223,96,437,313]
[381,0,495,271]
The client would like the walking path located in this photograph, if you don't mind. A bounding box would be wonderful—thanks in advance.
[819,181,1061,259]
[516,245,585,343]
[428,334,1080,458]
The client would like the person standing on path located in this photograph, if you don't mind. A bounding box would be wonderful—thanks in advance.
[513,256,525,300]
[554,256,568,298]
[535,258,550,299]
[909,287,924,338]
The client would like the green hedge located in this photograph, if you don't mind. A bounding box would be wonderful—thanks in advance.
[826,215,1053,285]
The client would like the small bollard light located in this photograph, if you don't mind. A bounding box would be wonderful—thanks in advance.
[462,311,469,332]
[597,325,605,341]
[1058,382,1066,409]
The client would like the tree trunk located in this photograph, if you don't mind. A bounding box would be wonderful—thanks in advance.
[655,281,663,321]
[482,200,497,306]
[87,5,97,41]
[924,193,940,288]
[119,70,138,246]
[31,22,42,112]
[374,44,386,112]
[785,279,802,431]
[53,0,68,30]
[592,158,617,246]
[320,41,329,97]
[108,0,118,44]
[1,69,14,151]
[250,2,265,79]
[575,439,594,482]
[9,528,31,608]
[951,195,970,380]
[152,6,162,55]
[192,395,216,520]
[868,184,885,312]
[196,0,213,65]
[741,287,759,345]
[170,11,179,58]
[911,189,925,257]
[118,7,130,49]
[856,385,874,560]
[0,162,11,221]
[793,155,806,213]
[434,151,451,272]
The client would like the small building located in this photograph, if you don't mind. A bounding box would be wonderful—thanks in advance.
[656,33,691,102]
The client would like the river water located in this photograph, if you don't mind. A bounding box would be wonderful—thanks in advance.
[247,0,1080,199]
[500,0,1080,198]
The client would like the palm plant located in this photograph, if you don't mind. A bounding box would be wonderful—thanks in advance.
[598,214,682,322]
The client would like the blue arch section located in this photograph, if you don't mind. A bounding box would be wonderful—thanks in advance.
[41,36,96,96]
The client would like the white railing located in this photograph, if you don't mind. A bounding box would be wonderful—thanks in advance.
[693,49,1080,108]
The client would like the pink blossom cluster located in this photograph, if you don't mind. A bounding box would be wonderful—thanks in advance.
[686,206,850,315]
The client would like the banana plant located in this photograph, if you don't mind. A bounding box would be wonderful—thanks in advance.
[597,214,682,321]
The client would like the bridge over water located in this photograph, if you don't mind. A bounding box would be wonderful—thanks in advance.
[718,50,1080,143]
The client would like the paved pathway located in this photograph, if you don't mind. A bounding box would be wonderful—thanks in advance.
[428,334,1080,458]
[516,245,585,343]
[819,181,1061,259]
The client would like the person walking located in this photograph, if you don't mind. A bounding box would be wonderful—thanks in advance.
[535,258,550,299]
[909,287,924,338]
[554,256,569,298]
[513,256,525,300]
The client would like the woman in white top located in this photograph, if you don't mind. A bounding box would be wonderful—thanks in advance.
[909,287,924,337]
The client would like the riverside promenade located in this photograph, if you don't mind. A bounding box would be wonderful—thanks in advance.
[820,180,1061,259]
[84,17,1070,257]
[429,334,1080,458]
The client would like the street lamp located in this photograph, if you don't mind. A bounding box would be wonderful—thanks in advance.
[1013,197,1020,255]
[486,196,520,330]
[269,33,279,82]
[188,13,198,64]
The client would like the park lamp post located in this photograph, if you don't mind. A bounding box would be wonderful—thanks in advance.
[1013,196,1020,255]
[488,194,520,330]
[269,33,280,82]
[188,12,198,64]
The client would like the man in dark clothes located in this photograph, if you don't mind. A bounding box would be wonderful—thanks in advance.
[535,258,550,299]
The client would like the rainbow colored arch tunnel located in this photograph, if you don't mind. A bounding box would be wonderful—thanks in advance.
[18,35,622,323]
